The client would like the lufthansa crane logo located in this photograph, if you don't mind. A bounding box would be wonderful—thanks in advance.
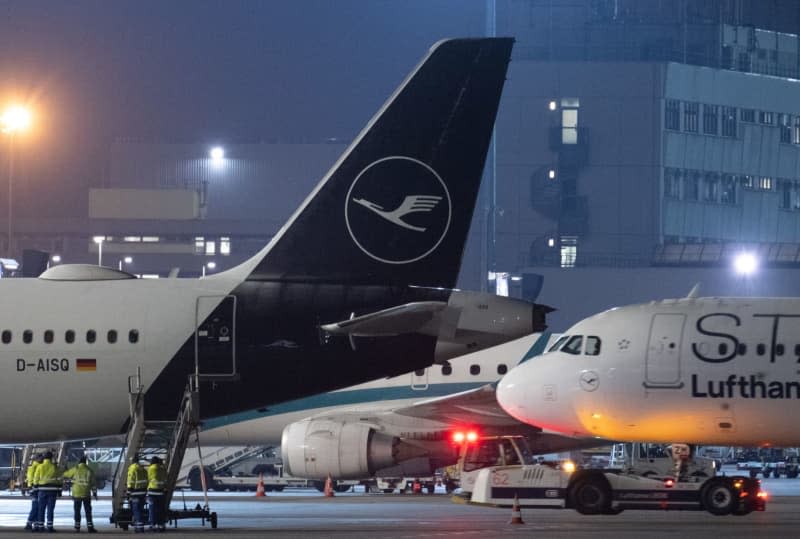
[345,156,451,264]
[579,370,600,392]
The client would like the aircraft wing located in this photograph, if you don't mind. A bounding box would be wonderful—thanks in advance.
[391,384,535,433]
[320,302,446,336]
[391,384,602,453]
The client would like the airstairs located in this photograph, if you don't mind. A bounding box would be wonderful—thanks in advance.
[109,370,217,530]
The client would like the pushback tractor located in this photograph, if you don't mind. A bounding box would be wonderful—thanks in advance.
[468,464,766,516]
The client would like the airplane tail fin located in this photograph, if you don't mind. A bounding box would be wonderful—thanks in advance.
[234,38,513,288]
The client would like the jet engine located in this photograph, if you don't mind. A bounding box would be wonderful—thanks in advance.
[281,419,428,479]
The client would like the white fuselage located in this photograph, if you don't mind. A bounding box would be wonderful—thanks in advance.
[1,276,233,442]
[198,332,554,446]
[497,297,800,446]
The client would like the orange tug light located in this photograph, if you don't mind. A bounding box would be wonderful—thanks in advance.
[663,478,674,488]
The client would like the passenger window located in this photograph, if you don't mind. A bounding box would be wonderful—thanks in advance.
[470,365,480,375]
[65,330,75,344]
[1,330,10,344]
[497,364,508,375]
[129,330,139,344]
[23,330,33,344]
[719,343,728,355]
[108,330,117,344]
[86,330,96,344]
[776,343,785,356]
[414,369,425,376]
[548,335,569,352]
[441,364,452,376]
[756,343,766,356]
[585,336,601,356]
[562,335,583,355]
[738,343,747,355]
[44,330,54,344]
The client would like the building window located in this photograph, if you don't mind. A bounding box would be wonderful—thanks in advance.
[703,173,719,202]
[702,104,718,135]
[759,110,774,125]
[560,236,577,268]
[779,114,792,143]
[721,106,737,137]
[720,174,736,205]
[684,172,699,201]
[220,237,231,256]
[740,175,754,190]
[194,237,205,254]
[780,180,792,209]
[205,241,216,255]
[758,177,773,191]
[740,108,755,122]
[665,99,680,130]
[794,117,800,145]
[141,236,159,243]
[683,102,699,133]
[664,168,680,198]
[561,98,579,145]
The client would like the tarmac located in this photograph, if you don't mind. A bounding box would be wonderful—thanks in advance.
[0,470,795,538]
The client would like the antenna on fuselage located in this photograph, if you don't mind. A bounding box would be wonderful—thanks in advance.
[686,283,701,299]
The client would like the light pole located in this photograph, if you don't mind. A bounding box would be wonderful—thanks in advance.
[93,236,105,266]
[1,105,32,256]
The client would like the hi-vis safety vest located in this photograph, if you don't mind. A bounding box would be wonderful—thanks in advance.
[63,463,95,499]
[147,463,167,494]
[33,459,62,491]
[127,463,148,496]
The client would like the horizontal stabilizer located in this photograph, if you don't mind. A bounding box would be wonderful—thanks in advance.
[321,302,447,337]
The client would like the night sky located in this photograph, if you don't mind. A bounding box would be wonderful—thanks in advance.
[0,0,488,213]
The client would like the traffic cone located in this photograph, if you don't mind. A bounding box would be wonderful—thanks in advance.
[255,473,266,497]
[324,474,334,497]
[509,494,524,525]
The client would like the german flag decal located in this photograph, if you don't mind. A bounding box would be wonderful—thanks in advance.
[76,359,97,372]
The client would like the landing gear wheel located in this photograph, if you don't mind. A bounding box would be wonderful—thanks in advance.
[702,479,736,515]
[570,477,611,515]
[334,483,351,493]
[210,512,218,529]
[382,489,394,494]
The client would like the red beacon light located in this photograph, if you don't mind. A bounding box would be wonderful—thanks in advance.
[451,429,480,444]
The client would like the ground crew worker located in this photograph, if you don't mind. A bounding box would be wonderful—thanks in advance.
[126,455,148,533]
[62,456,98,533]
[24,453,44,531]
[146,456,168,532]
[33,450,62,532]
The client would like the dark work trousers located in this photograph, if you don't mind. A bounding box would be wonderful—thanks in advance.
[36,490,58,531]
[130,494,146,532]
[73,496,94,529]
[147,493,166,530]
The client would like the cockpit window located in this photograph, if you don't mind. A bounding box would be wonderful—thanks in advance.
[548,335,570,352]
[562,335,583,355]
[585,336,601,356]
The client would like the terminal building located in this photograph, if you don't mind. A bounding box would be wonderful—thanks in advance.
[6,0,800,329]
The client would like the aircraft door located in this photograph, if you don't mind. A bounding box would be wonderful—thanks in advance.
[644,313,685,388]
[195,295,237,379]
[410,368,428,390]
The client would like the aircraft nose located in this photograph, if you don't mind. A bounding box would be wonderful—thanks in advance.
[496,361,537,424]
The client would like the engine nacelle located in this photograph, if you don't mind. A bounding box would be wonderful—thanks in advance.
[282,419,401,479]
